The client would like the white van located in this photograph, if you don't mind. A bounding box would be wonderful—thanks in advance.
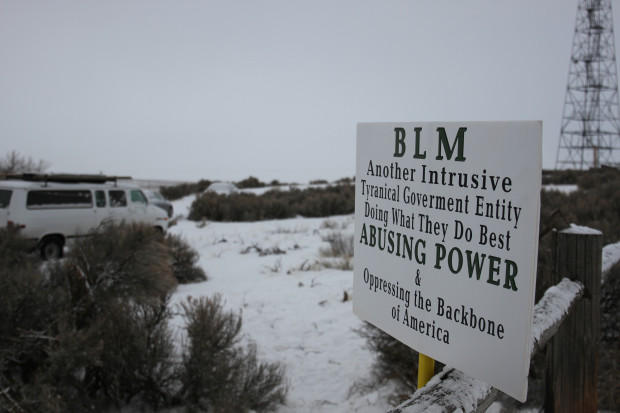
[0,174,169,259]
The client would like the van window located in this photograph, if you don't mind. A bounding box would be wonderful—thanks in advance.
[95,190,106,207]
[0,190,11,208]
[109,190,127,207]
[130,190,147,204]
[27,190,93,209]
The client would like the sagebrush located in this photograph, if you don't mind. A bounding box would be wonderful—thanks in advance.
[159,179,211,201]
[0,223,286,412]
[189,184,354,222]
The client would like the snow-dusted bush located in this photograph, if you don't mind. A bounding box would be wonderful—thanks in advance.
[180,295,288,412]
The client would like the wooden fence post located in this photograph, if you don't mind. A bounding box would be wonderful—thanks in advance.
[545,227,602,412]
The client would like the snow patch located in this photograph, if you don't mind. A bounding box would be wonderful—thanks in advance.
[602,241,620,283]
[531,278,583,350]
[542,184,578,194]
[562,223,602,235]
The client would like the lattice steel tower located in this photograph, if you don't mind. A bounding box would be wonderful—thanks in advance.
[556,0,620,169]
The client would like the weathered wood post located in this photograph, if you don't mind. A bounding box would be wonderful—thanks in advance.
[545,227,602,412]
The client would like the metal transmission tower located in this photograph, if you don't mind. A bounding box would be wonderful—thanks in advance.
[556,0,620,169]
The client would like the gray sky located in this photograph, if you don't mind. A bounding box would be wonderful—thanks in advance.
[2,0,618,183]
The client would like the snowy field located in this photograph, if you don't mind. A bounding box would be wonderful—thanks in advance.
[167,195,394,412]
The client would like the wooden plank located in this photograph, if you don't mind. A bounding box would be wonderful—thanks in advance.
[545,228,602,413]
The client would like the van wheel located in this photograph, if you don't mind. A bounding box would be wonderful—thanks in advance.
[40,236,64,260]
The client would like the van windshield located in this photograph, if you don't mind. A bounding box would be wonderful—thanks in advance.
[0,190,11,208]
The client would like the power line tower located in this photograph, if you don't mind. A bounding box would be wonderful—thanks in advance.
[556,0,620,169]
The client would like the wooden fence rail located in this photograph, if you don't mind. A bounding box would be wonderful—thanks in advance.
[388,228,616,413]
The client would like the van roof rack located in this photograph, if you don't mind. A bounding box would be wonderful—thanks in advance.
[0,173,133,184]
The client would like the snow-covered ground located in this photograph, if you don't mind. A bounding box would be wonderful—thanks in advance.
[168,195,393,412]
[166,194,620,412]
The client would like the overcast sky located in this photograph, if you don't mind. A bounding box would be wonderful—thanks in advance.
[2,1,619,183]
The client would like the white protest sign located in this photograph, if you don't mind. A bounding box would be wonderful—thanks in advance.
[353,122,541,401]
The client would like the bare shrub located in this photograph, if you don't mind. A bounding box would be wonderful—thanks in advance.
[69,222,177,303]
[0,150,49,174]
[180,295,287,412]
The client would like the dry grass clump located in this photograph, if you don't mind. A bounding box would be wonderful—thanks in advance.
[321,232,354,259]
[319,232,354,270]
